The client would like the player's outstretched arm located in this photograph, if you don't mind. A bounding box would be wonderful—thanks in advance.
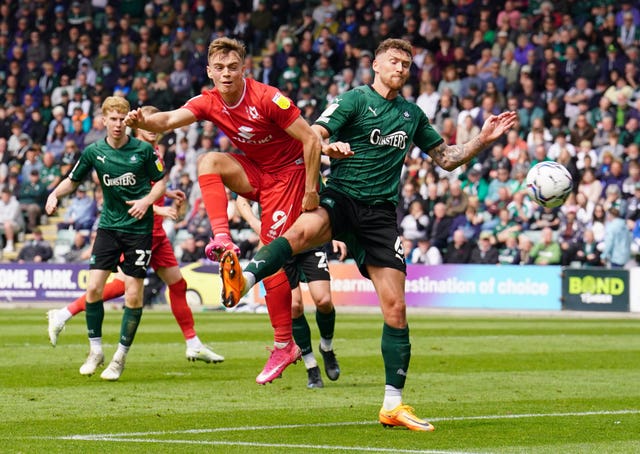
[428,111,517,171]
[45,177,80,215]
[124,107,197,133]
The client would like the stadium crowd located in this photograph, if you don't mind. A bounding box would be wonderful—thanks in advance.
[1,0,640,268]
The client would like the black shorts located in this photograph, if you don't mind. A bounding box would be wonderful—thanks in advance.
[319,188,406,279]
[91,228,152,279]
[284,246,330,288]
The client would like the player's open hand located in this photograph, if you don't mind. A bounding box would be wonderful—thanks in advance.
[166,188,186,204]
[322,141,353,160]
[126,199,151,220]
[480,111,518,143]
[155,205,178,220]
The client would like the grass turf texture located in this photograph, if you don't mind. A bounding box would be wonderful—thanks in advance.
[1,309,639,453]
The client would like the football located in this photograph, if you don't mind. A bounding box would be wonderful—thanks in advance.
[526,161,573,208]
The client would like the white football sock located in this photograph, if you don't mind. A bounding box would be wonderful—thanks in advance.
[382,385,403,411]
[59,307,73,323]
[186,335,203,350]
[319,337,333,352]
[302,352,318,369]
[89,337,102,354]
[114,343,129,361]
[243,273,256,294]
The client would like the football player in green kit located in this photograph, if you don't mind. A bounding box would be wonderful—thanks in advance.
[220,39,517,430]
[46,96,166,381]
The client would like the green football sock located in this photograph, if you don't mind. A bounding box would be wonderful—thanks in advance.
[119,307,143,347]
[316,307,335,341]
[85,300,104,339]
[381,323,411,389]
[292,314,312,356]
[245,236,293,282]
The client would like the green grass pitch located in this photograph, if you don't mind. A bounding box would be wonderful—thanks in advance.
[1,308,639,453]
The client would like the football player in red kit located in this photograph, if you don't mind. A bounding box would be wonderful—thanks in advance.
[124,37,323,384]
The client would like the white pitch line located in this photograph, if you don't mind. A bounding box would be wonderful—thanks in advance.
[62,409,640,440]
[429,409,640,422]
[28,409,640,454]
[59,437,471,454]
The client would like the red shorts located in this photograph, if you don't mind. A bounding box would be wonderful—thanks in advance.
[150,230,179,269]
[232,154,306,245]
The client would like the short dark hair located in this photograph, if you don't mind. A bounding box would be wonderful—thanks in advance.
[375,38,413,60]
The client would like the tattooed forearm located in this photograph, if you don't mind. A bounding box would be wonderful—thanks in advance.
[428,134,487,171]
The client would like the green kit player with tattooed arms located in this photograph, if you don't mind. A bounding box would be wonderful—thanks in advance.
[220,38,516,430]
[46,96,166,381]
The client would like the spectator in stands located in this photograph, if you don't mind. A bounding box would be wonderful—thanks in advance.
[526,117,553,154]
[62,231,92,263]
[574,140,598,172]
[619,116,640,146]
[626,181,640,221]
[456,198,485,240]
[493,207,523,247]
[578,167,604,205]
[574,228,603,267]
[400,200,430,242]
[516,234,534,265]
[444,229,473,264]
[530,227,562,265]
[410,235,443,265]
[16,228,52,263]
[148,72,174,111]
[602,207,632,268]
[456,113,480,146]
[445,179,468,221]
[0,186,23,253]
[461,167,488,201]
[180,200,211,244]
[497,231,520,265]
[397,180,423,225]
[20,147,43,184]
[602,184,628,218]
[84,115,107,148]
[558,205,585,265]
[46,123,70,161]
[570,114,596,147]
[429,202,453,252]
[40,152,62,193]
[179,236,206,263]
[485,163,514,205]
[529,204,562,231]
[595,125,623,161]
[469,231,499,264]
[56,185,97,231]
[18,170,48,233]
[481,143,510,181]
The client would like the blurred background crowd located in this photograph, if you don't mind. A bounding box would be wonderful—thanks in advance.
[1,0,640,269]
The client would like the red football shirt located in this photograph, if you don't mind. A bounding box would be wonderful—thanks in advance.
[151,147,166,233]
[182,78,303,174]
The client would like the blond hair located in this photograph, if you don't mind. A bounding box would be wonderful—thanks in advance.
[101,96,130,116]
[207,37,246,62]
